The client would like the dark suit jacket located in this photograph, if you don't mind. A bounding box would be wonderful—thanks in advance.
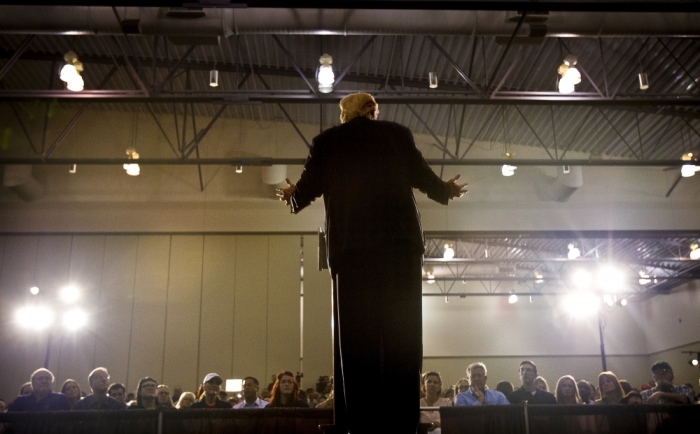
[290,117,450,260]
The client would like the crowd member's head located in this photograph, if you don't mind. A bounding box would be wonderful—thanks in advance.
[467,363,488,392]
[201,373,224,403]
[156,385,175,408]
[597,371,624,404]
[270,371,301,406]
[621,391,643,404]
[577,380,592,403]
[61,379,82,407]
[518,361,538,389]
[176,392,196,409]
[242,377,261,404]
[454,378,469,396]
[339,93,378,124]
[651,361,675,389]
[495,381,514,396]
[535,376,549,392]
[261,389,271,401]
[108,383,126,403]
[87,367,110,395]
[555,375,581,404]
[30,368,54,400]
[422,372,443,398]
[135,377,159,409]
[20,382,33,396]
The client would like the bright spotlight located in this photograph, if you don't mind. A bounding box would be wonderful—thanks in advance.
[563,292,600,316]
[16,306,54,330]
[443,244,455,259]
[596,266,624,291]
[60,286,80,304]
[620,298,628,307]
[572,269,593,289]
[508,293,518,304]
[30,286,40,295]
[62,308,88,331]
[692,358,699,367]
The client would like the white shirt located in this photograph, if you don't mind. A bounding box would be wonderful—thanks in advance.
[233,398,269,409]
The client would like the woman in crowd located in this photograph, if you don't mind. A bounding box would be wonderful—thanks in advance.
[176,392,196,409]
[61,379,82,409]
[267,371,309,408]
[595,372,625,404]
[156,385,176,409]
[555,375,582,405]
[453,378,469,402]
[534,376,550,392]
[128,377,159,409]
[419,372,452,434]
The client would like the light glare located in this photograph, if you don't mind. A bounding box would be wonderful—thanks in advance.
[596,266,624,291]
[563,292,600,316]
[30,286,40,295]
[508,294,518,304]
[62,308,88,330]
[572,269,592,289]
[16,306,54,330]
[60,286,80,304]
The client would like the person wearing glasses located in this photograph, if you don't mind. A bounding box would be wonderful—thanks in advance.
[74,367,126,410]
[128,377,159,409]
[7,368,70,411]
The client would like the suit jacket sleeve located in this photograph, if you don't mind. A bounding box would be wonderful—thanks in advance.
[402,126,450,205]
[290,139,324,214]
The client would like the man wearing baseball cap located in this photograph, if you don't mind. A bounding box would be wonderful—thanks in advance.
[190,373,232,409]
[640,361,695,404]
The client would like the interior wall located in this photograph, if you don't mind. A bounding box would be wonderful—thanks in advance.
[0,234,332,402]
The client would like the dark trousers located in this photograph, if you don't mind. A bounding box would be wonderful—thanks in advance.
[330,247,423,434]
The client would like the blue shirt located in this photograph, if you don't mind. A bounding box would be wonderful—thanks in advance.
[455,389,510,406]
[73,394,127,410]
[7,392,71,411]
[233,398,269,409]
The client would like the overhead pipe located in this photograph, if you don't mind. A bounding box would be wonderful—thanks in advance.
[0,7,698,37]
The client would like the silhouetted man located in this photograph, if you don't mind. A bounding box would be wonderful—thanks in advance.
[508,361,557,404]
[278,92,467,434]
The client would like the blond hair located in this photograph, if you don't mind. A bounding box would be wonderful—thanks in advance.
[339,93,378,123]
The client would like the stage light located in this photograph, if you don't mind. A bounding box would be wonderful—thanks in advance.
[639,271,651,285]
[62,308,87,331]
[563,292,599,316]
[30,286,40,295]
[508,293,518,304]
[60,285,80,304]
[443,244,454,259]
[596,266,624,291]
[317,54,335,93]
[16,306,54,330]
[534,271,544,284]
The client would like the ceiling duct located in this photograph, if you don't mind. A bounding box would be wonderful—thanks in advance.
[3,165,44,202]
[0,7,697,37]
[535,165,584,202]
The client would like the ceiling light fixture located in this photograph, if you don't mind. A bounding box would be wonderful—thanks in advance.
[123,147,140,176]
[59,51,84,92]
[426,269,435,284]
[209,67,219,87]
[681,152,699,178]
[429,72,438,89]
[443,243,454,259]
[317,54,335,93]
[508,292,518,304]
[68,164,77,174]
[501,152,517,177]
[567,242,581,260]
[557,54,581,94]
[690,242,700,260]
[235,165,243,174]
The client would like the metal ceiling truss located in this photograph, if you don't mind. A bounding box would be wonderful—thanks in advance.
[420,231,700,300]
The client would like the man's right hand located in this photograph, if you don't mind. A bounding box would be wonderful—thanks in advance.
[471,385,484,403]
[447,174,468,199]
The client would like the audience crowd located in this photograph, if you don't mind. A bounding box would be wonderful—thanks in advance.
[2,359,697,434]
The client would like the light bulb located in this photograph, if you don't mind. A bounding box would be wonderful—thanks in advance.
[681,164,697,178]
[508,294,518,304]
[501,164,517,176]
[60,64,79,82]
[317,54,335,93]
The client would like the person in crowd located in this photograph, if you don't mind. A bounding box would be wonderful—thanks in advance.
[233,377,268,409]
[108,383,127,403]
[8,368,70,411]
[128,377,159,409]
[190,373,232,409]
[589,382,600,401]
[640,361,695,404]
[577,380,594,404]
[218,391,228,402]
[619,380,633,395]
[316,377,334,409]
[534,376,550,393]
[126,392,135,402]
[0,398,6,412]
[19,383,32,397]
[176,392,196,409]
[621,391,644,404]
[454,378,469,400]
[507,361,556,404]
[595,371,625,404]
[455,363,509,406]
[171,385,182,404]
[61,379,82,409]
[442,386,455,402]
[555,375,582,405]
[156,385,176,409]
[267,371,309,408]
[419,372,452,433]
[306,388,320,407]
[74,367,126,410]
[260,389,271,402]
[496,381,514,397]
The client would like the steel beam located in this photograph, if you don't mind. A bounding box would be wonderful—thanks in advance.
[152,45,196,96]
[486,11,526,92]
[333,35,377,88]
[182,104,228,159]
[270,35,317,95]
[427,36,483,97]
[0,35,34,82]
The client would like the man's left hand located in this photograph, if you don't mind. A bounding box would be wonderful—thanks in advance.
[447,174,468,199]
[276,178,296,205]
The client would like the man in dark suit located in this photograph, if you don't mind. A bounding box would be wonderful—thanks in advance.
[278,93,467,434]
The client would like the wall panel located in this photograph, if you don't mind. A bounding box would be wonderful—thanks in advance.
[163,236,203,391]
[266,235,303,380]
[302,234,333,391]
[232,236,269,379]
[127,236,171,386]
[198,235,236,384]
[94,236,138,391]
